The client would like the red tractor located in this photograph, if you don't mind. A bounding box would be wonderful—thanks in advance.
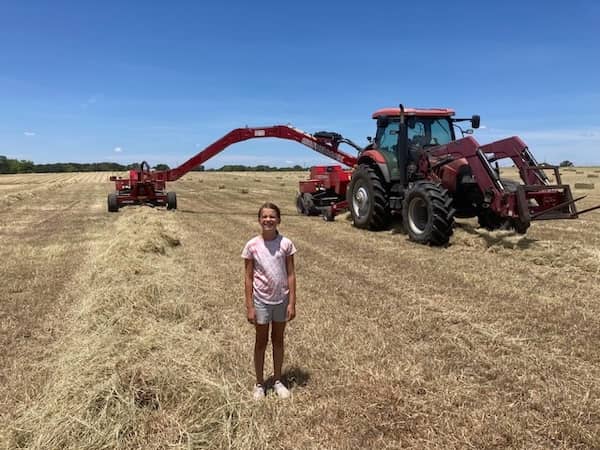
[297,104,599,245]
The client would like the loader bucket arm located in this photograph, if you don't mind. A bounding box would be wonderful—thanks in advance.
[429,136,587,225]
[163,125,358,182]
[478,136,549,185]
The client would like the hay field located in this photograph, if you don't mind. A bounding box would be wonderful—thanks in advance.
[1,168,599,449]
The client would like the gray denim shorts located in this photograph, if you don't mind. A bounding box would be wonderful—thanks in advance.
[254,298,288,324]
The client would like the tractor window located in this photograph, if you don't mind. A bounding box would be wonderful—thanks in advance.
[377,121,400,154]
[408,117,453,148]
[430,119,453,146]
[408,120,427,146]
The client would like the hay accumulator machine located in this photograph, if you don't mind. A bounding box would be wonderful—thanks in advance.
[108,125,358,213]
[108,104,600,245]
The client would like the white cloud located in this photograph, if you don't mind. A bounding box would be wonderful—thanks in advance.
[81,93,103,109]
[113,147,123,153]
[24,131,36,136]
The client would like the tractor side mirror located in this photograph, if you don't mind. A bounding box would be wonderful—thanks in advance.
[367,136,372,143]
[471,115,480,129]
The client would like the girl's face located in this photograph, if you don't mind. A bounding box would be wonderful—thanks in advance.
[259,208,280,232]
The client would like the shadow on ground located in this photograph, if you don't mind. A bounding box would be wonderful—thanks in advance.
[264,366,311,391]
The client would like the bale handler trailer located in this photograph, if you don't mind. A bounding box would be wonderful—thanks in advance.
[108,104,600,245]
[108,125,358,213]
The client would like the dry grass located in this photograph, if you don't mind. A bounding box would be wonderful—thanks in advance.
[1,169,600,449]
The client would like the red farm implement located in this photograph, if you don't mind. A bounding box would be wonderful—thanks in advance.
[108,125,358,214]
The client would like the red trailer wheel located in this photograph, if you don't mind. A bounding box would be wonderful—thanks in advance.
[167,192,177,210]
[322,206,335,222]
[108,193,119,212]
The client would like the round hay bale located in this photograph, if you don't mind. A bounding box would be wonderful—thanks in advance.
[240,188,249,194]
[218,184,225,189]
[574,182,595,190]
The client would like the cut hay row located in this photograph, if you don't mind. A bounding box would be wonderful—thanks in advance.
[1,171,600,449]
[7,208,266,449]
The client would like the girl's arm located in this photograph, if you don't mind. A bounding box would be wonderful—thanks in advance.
[244,258,256,324]
[286,254,296,321]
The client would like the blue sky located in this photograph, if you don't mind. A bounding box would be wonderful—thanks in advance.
[1,0,599,168]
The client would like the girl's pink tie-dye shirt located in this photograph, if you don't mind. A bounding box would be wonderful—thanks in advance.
[242,234,297,305]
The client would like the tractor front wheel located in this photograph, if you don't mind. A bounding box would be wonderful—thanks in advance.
[167,192,177,210]
[108,193,119,212]
[402,181,455,246]
[347,164,389,229]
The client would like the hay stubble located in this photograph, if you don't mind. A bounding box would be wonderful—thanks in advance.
[1,170,600,449]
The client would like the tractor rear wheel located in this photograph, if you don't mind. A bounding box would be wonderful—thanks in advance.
[402,181,455,245]
[167,192,177,210]
[108,193,119,212]
[347,164,389,229]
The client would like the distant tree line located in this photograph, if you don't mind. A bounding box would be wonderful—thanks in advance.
[0,155,307,174]
[0,155,137,174]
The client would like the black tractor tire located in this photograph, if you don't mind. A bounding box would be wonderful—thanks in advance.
[402,181,455,246]
[347,164,390,230]
[296,192,319,216]
[295,192,306,215]
[322,206,335,222]
[108,193,119,212]
[167,191,177,210]
[477,210,506,231]
[478,210,530,234]
[511,218,530,234]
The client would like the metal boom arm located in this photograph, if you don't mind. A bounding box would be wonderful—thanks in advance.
[163,125,358,181]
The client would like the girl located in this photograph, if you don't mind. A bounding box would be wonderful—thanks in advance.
[242,202,297,400]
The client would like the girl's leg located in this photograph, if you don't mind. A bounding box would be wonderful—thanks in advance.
[271,321,286,381]
[254,323,270,385]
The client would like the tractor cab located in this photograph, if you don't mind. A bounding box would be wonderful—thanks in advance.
[369,108,480,182]
[371,108,458,182]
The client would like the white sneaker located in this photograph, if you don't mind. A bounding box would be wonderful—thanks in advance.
[273,380,290,399]
[253,384,265,401]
